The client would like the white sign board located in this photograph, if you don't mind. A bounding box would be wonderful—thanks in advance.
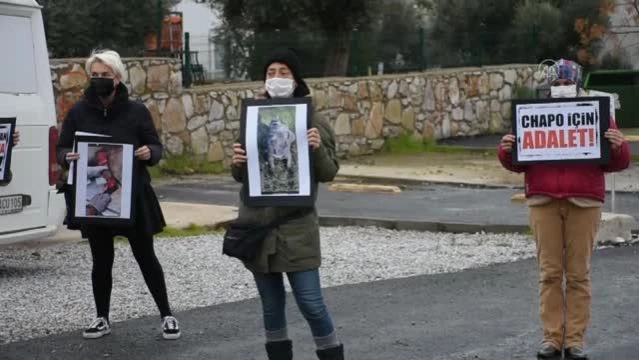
[512,97,611,164]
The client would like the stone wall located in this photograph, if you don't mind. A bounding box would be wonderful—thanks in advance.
[170,65,545,162]
[50,59,545,164]
[50,57,183,131]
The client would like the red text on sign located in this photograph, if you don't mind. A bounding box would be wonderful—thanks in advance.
[521,128,595,149]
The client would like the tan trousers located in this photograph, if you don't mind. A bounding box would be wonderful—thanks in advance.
[528,199,601,349]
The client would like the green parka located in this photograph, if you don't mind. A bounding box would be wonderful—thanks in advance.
[231,99,339,273]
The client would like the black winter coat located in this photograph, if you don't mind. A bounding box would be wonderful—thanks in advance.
[56,83,166,238]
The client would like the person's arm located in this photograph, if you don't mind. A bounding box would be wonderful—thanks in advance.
[231,164,245,183]
[497,136,527,174]
[56,108,77,169]
[231,138,245,183]
[312,113,339,182]
[602,119,631,172]
[604,142,631,172]
[137,104,162,167]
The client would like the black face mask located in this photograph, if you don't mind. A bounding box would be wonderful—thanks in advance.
[90,77,115,97]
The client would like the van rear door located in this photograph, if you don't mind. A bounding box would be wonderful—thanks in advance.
[0,6,54,235]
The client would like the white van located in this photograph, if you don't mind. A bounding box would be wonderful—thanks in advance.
[0,0,65,245]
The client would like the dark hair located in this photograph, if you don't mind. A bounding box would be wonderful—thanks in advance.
[262,47,310,98]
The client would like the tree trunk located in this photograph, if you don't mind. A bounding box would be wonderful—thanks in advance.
[323,30,353,77]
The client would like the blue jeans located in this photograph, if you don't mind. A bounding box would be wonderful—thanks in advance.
[253,269,335,338]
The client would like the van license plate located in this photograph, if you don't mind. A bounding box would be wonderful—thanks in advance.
[0,195,23,215]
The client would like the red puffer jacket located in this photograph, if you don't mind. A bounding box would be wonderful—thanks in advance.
[498,120,631,202]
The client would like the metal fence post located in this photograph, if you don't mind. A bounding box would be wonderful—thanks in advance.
[418,27,425,71]
[157,0,163,55]
[611,173,616,213]
[183,32,192,88]
[348,28,358,76]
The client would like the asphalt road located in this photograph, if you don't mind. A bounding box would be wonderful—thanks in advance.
[2,246,638,359]
[151,177,639,229]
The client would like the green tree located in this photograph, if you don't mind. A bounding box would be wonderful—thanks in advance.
[505,1,565,63]
[38,0,180,58]
[209,0,317,79]
[427,0,525,67]
[297,0,379,76]
[557,0,611,70]
[209,0,380,79]
[426,0,614,69]
[373,0,424,72]
[39,0,96,57]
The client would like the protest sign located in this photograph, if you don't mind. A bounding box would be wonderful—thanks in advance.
[511,97,611,165]
[0,118,16,182]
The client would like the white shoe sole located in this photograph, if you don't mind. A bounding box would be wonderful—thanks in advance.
[83,328,111,339]
[162,331,181,340]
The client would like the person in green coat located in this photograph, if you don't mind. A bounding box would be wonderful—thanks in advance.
[230,48,345,360]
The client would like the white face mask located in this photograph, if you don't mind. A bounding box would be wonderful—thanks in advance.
[550,84,577,98]
[265,77,295,98]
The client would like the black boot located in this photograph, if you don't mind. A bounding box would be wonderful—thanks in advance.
[316,344,344,360]
[265,340,293,360]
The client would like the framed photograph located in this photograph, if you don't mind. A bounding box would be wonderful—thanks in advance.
[70,135,137,226]
[0,117,16,182]
[239,97,315,207]
[67,131,111,185]
[511,96,611,165]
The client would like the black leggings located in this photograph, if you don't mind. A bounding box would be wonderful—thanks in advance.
[88,230,172,320]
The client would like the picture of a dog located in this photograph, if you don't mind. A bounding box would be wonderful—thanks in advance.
[267,118,296,170]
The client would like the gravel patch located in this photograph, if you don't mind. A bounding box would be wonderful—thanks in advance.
[0,227,535,344]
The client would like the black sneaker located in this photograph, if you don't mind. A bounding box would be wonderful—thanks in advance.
[162,316,180,340]
[82,317,111,339]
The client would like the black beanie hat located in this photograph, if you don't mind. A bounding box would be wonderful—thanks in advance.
[262,47,310,98]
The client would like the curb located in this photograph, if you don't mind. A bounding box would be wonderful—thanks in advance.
[332,175,520,190]
[55,216,639,244]
[333,174,639,194]
[434,145,498,152]
[329,183,402,193]
[318,216,531,234]
[213,214,530,234]
[196,216,639,235]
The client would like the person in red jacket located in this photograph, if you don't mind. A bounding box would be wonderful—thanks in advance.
[498,59,630,360]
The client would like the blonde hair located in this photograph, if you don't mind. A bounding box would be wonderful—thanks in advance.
[85,49,126,79]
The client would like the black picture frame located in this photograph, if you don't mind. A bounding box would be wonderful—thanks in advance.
[511,96,611,166]
[70,135,138,226]
[239,97,316,207]
[0,117,16,183]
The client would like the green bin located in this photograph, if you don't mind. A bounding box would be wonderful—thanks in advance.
[582,70,639,128]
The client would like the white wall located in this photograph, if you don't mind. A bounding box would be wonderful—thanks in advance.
[172,0,225,79]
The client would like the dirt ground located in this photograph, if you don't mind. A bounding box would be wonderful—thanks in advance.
[339,152,639,191]
[150,150,638,192]
[339,152,525,187]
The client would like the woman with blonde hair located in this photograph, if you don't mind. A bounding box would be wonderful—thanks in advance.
[57,49,180,341]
